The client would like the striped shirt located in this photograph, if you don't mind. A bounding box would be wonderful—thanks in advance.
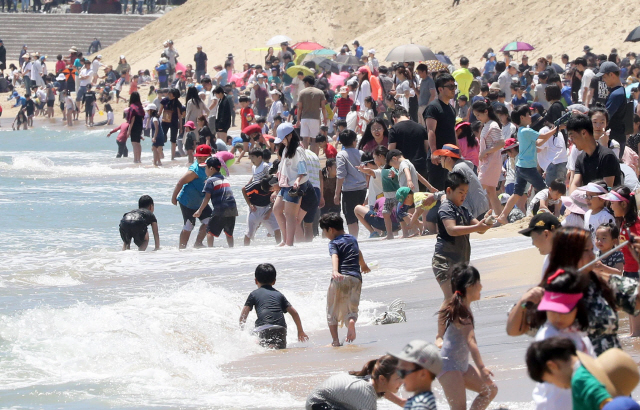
[305,374,377,410]
[305,149,322,189]
[203,173,238,217]
[335,97,353,118]
[404,391,437,410]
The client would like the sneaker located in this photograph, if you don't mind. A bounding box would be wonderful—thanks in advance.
[369,232,381,239]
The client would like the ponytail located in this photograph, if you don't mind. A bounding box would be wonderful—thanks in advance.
[349,355,398,388]
[438,263,480,327]
[471,100,502,129]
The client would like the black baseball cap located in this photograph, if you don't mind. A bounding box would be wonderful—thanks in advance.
[518,213,561,237]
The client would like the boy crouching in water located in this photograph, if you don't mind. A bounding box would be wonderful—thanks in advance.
[239,263,308,349]
[119,195,160,251]
[319,212,370,346]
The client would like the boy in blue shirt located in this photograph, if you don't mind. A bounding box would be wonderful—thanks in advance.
[319,213,370,347]
[239,263,308,349]
[193,156,238,247]
[497,104,556,225]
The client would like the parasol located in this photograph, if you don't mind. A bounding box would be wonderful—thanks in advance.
[292,41,325,51]
[625,26,640,42]
[385,44,437,62]
[500,41,535,52]
[266,35,293,46]
[425,60,449,73]
[286,65,313,78]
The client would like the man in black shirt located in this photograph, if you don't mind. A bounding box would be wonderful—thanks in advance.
[518,55,531,74]
[424,73,458,190]
[193,46,208,82]
[82,84,97,126]
[568,114,620,191]
[388,106,429,190]
[600,62,628,158]
[588,75,609,108]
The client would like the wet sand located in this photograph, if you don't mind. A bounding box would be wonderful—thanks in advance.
[224,245,640,409]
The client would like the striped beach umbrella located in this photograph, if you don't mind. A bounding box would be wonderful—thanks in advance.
[500,41,535,52]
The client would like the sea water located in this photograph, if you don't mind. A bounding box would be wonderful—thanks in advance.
[0,129,534,409]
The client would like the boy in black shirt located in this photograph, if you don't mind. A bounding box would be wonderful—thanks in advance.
[239,263,308,349]
[82,84,97,126]
[24,94,35,127]
[119,195,160,251]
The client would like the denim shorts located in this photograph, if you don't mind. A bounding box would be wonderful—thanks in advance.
[514,166,547,196]
[279,187,300,204]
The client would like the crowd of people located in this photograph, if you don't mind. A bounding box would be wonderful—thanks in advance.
[5,35,640,409]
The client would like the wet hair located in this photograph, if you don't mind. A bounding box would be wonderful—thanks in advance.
[439,263,480,327]
[543,84,561,102]
[548,179,567,195]
[597,222,620,240]
[511,104,530,126]
[358,118,388,150]
[526,337,577,383]
[471,101,502,128]
[456,122,478,148]
[610,186,639,228]
[542,227,616,309]
[319,212,344,232]
[349,355,398,391]
[138,195,154,209]
[541,267,589,330]
[255,263,277,284]
[249,148,264,158]
[339,129,358,147]
[445,171,469,191]
[566,114,594,136]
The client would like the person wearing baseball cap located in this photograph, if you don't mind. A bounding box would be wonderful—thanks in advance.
[597,61,627,157]
[390,340,442,406]
[183,120,198,163]
[193,155,238,248]
[432,144,489,219]
[517,212,562,275]
[171,144,212,249]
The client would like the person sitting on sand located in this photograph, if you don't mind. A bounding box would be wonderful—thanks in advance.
[239,263,308,349]
[305,355,404,409]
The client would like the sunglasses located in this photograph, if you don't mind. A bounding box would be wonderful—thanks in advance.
[442,84,456,90]
[396,367,421,379]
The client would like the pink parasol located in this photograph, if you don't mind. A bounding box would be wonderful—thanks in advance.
[292,41,325,51]
[327,72,350,89]
[499,41,535,52]
[229,71,246,87]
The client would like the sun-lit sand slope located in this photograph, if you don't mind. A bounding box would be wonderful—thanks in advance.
[101,0,640,73]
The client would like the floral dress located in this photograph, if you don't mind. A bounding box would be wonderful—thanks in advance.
[586,275,639,356]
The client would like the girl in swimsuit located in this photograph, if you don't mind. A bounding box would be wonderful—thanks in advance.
[438,263,498,410]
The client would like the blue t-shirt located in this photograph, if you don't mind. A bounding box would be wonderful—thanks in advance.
[512,96,528,106]
[177,161,207,210]
[484,60,496,74]
[355,46,364,59]
[328,234,362,281]
[202,172,238,217]
[217,70,228,86]
[516,126,540,168]
[156,64,168,82]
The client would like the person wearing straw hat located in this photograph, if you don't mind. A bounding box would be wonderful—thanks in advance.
[526,337,639,410]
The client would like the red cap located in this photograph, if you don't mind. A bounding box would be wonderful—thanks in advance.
[194,144,212,157]
[243,124,262,135]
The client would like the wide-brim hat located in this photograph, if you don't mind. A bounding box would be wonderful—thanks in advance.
[577,349,639,397]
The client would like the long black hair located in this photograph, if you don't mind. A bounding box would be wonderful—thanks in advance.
[278,128,301,159]
[438,263,480,328]
[611,186,639,228]
[471,100,502,128]
[358,118,387,150]
[185,86,202,109]
[349,355,398,397]
[457,122,478,148]
[128,91,142,107]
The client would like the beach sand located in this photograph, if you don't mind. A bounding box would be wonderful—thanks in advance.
[224,242,640,408]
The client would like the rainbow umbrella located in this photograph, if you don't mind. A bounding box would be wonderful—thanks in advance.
[292,41,325,51]
[500,41,535,52]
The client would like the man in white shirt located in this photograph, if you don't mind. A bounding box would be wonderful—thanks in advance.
[575,57,594,104]
[31,56,44,87]
[164,41,179,82]
[22,56,33,91]
[499,62,519,101]
[367,49,379,73]
[77,59,93,104]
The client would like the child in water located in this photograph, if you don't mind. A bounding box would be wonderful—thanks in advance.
[239,263,308,349]
[437,263,497,410]
[119,195,160,251]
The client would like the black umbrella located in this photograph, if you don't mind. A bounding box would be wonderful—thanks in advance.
[436,54,452,65]
[319,59,340,74]
[335,54,360,65]
[625,26,640,42]
[551,62,565,74]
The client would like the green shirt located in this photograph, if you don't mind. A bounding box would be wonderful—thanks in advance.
[572,364,611,410]
[451,67,474,98]
[381,168,399,194]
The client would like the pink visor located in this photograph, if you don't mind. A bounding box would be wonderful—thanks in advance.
[538,291,583,313]
[599,190,629,203]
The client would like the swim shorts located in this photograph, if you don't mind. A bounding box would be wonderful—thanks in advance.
[255,325,287,350]
[180,203,212,226]
[432,252,456,285]
[119,221,148,247]
[326,275,361,327]
[341,189,367,225]
[207,215,236,237]
[245,205,278,238]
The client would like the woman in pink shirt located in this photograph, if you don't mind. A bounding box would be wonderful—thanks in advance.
[107,117,130,158]
[455,121,479,172]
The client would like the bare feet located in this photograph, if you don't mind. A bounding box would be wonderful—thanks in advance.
[496,215,509,226]
[346,319,356,343]
[277,241,286,247]
[193,242,205,249]
[331,340,343,347]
